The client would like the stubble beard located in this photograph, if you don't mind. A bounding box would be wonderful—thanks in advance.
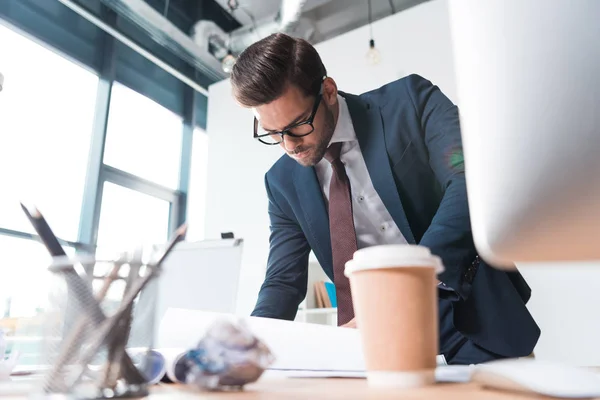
[293,107,336,167]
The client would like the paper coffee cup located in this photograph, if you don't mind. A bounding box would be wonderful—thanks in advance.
[345,245,444,389]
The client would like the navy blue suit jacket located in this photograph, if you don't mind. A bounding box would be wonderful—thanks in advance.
[251,74,540,357]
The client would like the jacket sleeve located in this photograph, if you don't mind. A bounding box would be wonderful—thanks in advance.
[404,74,477,300]
[251,173,311,320]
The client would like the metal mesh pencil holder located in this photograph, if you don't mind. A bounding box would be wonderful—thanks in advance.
[33,249,160,399]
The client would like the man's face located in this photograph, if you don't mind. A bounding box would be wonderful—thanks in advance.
[254,79,338,167]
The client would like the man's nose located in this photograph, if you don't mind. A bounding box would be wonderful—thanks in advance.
[282,135,302,152]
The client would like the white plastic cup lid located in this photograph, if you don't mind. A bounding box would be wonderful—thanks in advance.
[345,244,445,277]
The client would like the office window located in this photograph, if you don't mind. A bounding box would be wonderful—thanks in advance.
[0,23,98,241]
[104,83,183,189]
[96,182,171,258]
[0,236,54,320]
[0,235,78,366]
[0,235,75,332]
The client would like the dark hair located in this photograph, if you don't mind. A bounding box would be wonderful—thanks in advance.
[230,33,327,107]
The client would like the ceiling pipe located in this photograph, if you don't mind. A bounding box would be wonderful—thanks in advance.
[192,0,321,64]
[61,0,322,83]
[100,0,227,81]
[223,0,312,55]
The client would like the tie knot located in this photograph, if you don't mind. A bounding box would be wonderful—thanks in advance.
[324,142,343,163]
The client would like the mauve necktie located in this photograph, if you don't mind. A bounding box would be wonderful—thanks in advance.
[325,142,357,326]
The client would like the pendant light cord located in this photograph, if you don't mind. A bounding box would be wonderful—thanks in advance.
[368,0,373,40]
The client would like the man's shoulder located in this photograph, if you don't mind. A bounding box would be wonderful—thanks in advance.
[265,153,297,186]
[358,74,432,103]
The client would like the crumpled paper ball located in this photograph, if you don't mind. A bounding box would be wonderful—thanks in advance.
[173,319,274,391]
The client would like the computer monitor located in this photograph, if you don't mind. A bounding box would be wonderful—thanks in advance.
[448,0,600,267]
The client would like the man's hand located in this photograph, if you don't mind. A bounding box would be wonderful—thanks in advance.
[341,318,357,328]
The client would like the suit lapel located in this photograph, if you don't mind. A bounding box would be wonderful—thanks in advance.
[344,93,416,244]
[293,165,334,277]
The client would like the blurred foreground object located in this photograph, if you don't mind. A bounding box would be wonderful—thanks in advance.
[172,319,274,391]
[449,0,600,266]
[21,202,186,398]
[0,330,19,381]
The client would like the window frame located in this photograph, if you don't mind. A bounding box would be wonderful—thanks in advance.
[0,15,198,319]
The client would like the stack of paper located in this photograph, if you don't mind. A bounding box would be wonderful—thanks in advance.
[158,308,366,372]
[157,308,449,374]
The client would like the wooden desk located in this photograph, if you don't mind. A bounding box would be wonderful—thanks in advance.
[147,378,595,400]
[6,369,600,399]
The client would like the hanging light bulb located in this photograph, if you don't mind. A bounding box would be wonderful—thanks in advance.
[365,0,381,66]
[221,30,237,74]
[222,50,237,73]
[366,39,381,65]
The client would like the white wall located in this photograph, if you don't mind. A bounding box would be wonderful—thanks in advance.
[315,0,457,102]
[203,80,281,315]
[518,263,600,366]
[185,128,210,241]
[199,0,600,365]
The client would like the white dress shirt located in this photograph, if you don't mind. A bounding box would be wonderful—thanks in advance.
[315,95,408,250]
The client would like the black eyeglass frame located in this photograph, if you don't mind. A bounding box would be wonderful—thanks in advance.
[253,83,324,145]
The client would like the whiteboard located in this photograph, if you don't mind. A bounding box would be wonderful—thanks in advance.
[139,238,243,341]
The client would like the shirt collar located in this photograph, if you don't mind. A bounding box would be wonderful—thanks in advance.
[328,94,356,146]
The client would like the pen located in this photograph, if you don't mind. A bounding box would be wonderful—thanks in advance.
[103,247,143,389]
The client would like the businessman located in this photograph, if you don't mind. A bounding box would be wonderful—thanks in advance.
[230,33,540,365]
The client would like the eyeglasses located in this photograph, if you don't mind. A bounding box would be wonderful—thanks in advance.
[253,84,323,145]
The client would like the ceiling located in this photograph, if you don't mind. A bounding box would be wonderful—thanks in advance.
[212,0,430,43]
[73,0,431,89]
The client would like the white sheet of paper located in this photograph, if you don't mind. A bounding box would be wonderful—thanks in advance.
[436,365,473,383]
[267,369,367,379]
[158,308,365,371]
[158,308,448,373]
[266,365,472,383]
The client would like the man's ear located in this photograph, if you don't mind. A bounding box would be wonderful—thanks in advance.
[322,77,338,106]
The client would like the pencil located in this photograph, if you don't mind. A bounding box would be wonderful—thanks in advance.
[153,224,188,266]
[20,203,66,257]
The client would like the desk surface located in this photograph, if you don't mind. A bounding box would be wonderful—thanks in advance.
[5,373,600,399]
[147,378,594,400]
